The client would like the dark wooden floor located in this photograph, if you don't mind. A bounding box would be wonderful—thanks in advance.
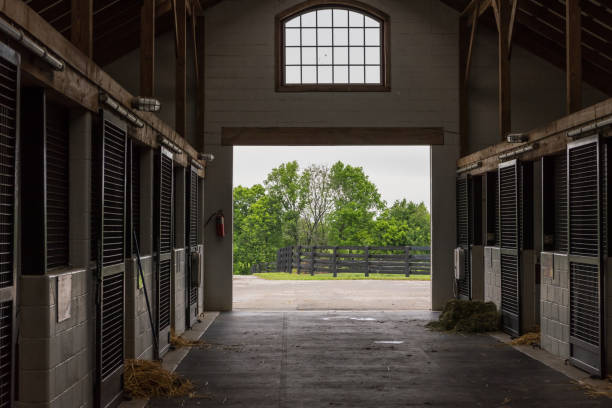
[149,311,611,407]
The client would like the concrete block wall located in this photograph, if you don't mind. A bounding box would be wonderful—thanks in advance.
[173,248,186,336]
[484,247,501,310]
[198,244,205,316]
[471,245,484,301]
[17,269,94,407]
[606,258,612,373]
[125,256,155,360]
[540,253,570,359]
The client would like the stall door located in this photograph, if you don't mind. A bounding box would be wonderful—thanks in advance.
[155,147,173,356]
[499,160,520,336]
[456,175,471,299]
[186,165,199,328]
[567,136,604,376]
[0,43,19,408]
[94,111,127,408]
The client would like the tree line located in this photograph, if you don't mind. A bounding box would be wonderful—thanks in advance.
[233,161,431,274]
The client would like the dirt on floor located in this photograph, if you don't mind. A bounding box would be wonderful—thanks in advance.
[232,275,431,310]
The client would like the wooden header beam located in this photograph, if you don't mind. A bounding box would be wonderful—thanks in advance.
[456,97,612,175]
[221,127,445,146]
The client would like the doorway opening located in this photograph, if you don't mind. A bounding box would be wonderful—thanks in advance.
[232,145,432,311]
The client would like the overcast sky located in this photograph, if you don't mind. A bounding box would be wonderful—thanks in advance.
[233,146,431,209]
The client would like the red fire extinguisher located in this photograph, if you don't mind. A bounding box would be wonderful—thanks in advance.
[206,210,225,238]
[215,211,225,238]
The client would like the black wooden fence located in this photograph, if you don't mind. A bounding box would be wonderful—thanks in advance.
[250,245,430,277]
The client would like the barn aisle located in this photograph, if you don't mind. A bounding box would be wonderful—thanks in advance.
[149,311,608,407]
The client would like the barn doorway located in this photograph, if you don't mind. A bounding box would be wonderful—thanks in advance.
[231,142,433,311]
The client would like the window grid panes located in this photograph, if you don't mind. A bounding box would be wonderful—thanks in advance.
[284,8,383,86]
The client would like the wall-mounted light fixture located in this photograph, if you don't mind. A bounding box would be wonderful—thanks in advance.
[0,17,64,71]
[157,135,182,155]
[132,97,161,112]
[199,153,215,162]
[456,161,482,174]
[498,143,538,161]
[567,115,612,139]
[100,93,145,128]
[506,133,529,143]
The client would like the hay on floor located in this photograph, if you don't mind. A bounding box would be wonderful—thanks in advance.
[511,331,540,346]
[171,330,211,349]
[426,299,500,333]
[124,359,194,399]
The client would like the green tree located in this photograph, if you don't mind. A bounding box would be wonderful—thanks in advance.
[264,161,307,247]
[328,162,384,246]
[233,185,283,274]
[370,200,431,247]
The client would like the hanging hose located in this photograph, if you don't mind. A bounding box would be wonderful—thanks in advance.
[133,229,160,360]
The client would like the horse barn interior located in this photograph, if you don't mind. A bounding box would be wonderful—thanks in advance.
[0,0,611,406]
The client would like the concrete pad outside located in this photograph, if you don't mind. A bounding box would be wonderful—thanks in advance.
[233,275,431,310]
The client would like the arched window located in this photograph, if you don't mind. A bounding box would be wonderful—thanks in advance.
[276,1,390,91]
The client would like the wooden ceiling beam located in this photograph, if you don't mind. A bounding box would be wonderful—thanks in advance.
[497,0,512,140]
[176,0,187,137]
[566,0,582,114]
[141,0,156,97]
[71,0,93,57]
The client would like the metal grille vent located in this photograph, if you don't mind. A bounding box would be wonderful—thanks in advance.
[569,143,599,257]
[499,165,518,249]
[0,301,11,407]
[456,178,470,298]
[495,175,499,246]
[189,168,198,247]
[500,254,519,315]
[160,155,172,253]
[46,107,69,269]
[554,154,568,252]
[101,272,124,379]
[0,58,17,289]
[102,121,126,267]
[132,148,140,248]
[159,259,171,329]
[570,262,600,347]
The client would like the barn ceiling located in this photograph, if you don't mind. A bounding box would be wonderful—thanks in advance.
[20,0,612,95]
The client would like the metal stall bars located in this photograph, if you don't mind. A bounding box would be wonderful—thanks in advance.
[499,160,521,336]
[93,110,127,408]
[155,146,174,356]
[186,164,200,328]
[567,135,605,377]
[0,43,19,408]
[456,175,471,299]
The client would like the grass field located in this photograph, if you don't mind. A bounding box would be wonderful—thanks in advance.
[252,272,431,281]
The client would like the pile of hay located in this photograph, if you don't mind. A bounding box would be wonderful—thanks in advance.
[511,331,540,346]
[426,299,500,333]
[124,359,194,399]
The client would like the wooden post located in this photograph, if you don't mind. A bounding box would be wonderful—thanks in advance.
[71,0,93,57]
[459,15,470,157]
[497,0,511,141]
[311,246,316,276]
[332,247,338,277]
[404,246,411,277]
[196,15,206,152]
[175,0,187,137]
[566,0,582,114]
[297,245,302,275]
[365,246,370,277]
[140,0,156,97]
